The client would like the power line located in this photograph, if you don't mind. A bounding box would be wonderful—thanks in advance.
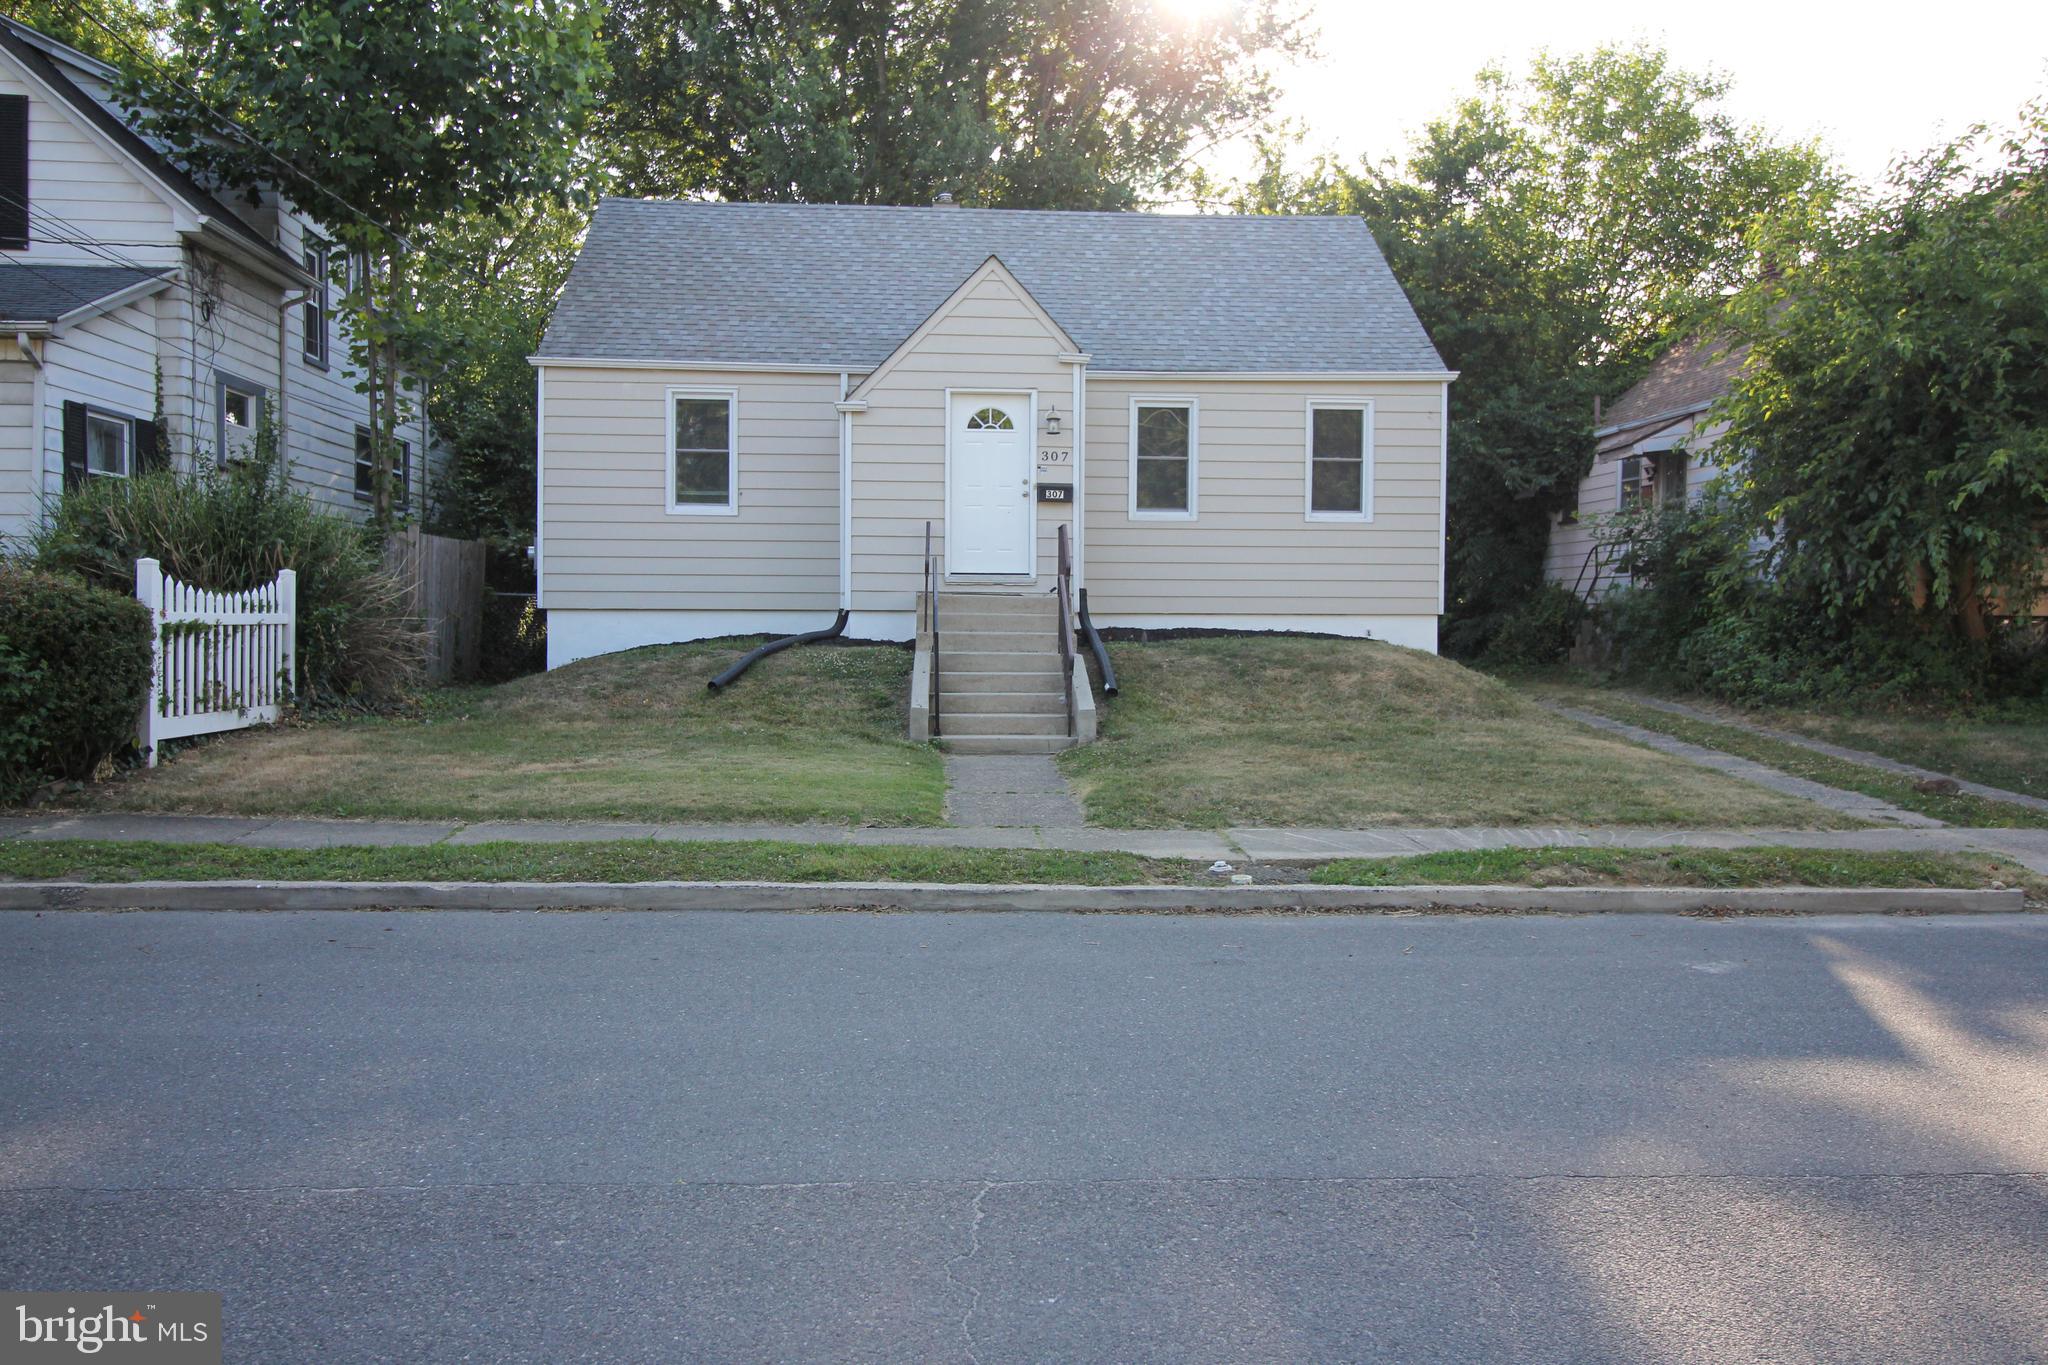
[41,0,416,251]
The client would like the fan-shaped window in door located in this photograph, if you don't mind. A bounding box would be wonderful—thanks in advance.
[966,406,1015,431]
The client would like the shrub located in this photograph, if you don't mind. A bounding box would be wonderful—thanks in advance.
[0,566,152,801]
[26,458,422,706]
[1481,582,1587,667]
[479,595,546,682]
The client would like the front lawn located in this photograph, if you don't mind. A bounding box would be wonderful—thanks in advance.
[1684,699,2046,801]
[73,641,946,826]
[1057,638,1865,829]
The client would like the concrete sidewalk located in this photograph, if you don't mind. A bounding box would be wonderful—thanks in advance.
[5,810,2048,872]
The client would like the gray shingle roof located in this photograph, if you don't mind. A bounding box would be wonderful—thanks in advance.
[540,199,1447,374]
[0,263,169,324]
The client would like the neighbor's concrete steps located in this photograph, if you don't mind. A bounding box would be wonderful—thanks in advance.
[931,591,1073,754]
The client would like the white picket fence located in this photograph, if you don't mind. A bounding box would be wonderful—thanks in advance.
[135,557,297,767]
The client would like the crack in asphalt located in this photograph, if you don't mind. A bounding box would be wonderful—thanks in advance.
[942,1181,1001,1365]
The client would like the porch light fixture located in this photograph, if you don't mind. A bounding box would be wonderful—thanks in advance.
[1043,403,1062,437]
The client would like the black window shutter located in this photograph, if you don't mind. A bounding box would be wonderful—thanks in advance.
[61,400,87,490]
[0,95,27,250]
[135,416,163,472]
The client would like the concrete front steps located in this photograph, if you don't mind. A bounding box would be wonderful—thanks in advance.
[910,591,1096,753]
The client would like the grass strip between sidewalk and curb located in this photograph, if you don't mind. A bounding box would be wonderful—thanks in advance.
[1311,846,2044,899]
[0,840,2038,901]
[0,839,1202,886]
[1544,693,2048,830]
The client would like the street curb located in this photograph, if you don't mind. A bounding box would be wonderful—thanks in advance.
[0,881,2028,915]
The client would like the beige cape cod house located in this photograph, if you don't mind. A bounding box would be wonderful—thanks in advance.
[534,200,1451,747]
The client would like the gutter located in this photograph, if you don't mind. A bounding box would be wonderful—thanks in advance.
[1593,398,1716,440]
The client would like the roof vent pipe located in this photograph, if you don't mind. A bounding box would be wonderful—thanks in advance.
[931,191,958,208]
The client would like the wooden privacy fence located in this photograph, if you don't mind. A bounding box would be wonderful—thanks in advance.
[135,557,296,767]
[383,527,485,684]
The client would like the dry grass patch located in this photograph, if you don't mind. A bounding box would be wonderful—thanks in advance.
[1061,637,1866,829]
[70,641,945,825]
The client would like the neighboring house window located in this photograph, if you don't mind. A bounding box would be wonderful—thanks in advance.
[1659,453,1689,506]
[61,402,157,488]
[302,241,330,367]
[668,388,738,515]
[1305,400,1373,521]
[1130,399,1197,518]
[216,376,265,463]
[1617,455,1648,509]
[0,94,26,250]
[86,411,130,478]
[354,425,411,507]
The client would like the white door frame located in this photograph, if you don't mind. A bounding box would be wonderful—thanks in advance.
[943,387,1038,580]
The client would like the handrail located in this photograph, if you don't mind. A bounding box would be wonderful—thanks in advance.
[924,520,940,737]
[1076,587,1116,696]
[1056,523,1076,739]
[706,609,848,690]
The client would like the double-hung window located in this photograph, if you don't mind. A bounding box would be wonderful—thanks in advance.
[354,426,412,507]
[217,376,264,463]
[1306,400,1372,521]
[86,411,130,478]
[302,241,330,367]
[668,388,738,515]
[1129,398,1197,518]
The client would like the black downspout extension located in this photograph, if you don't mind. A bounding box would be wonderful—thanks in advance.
[706,609,850,691]
[1076,588,1117,697]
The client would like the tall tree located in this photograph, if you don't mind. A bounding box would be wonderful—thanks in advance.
[1719,104,2048,649]
[1225,47,1836,653]
[599,0,1310,207]
[128,0,607,523]
[10,0,168,66]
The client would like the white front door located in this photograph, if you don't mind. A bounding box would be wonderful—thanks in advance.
[947,393,1034,576]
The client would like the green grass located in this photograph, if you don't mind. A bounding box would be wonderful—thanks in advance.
[1685,700,2046,801]
[0,839,1199,886]
[1535,685,2048,829]
[68,641,947,826]
[4,839,2034,899]
[1313,845,2041,895]
[1058,638,1864,830]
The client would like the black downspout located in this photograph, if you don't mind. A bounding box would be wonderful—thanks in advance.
[1076,588,1117,697]
[707,609,850,691]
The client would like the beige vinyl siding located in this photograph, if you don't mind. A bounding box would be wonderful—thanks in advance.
[540,365,842,611]
[1082,378,1444,617]
[849,265,1074,612]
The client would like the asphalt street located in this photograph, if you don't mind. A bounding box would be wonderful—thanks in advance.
[2,908,2045,1362]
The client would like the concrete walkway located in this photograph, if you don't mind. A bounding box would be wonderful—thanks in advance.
[1542,703,1943,827]
[942,754,1087,828]
[5,811,2047,872]
[1616,692,2048,813]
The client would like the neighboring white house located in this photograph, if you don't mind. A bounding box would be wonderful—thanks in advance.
[1544,333,1745,600]
[0,17,432,545]
[534,198,1454,670]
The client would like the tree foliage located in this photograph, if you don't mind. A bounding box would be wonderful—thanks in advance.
[1719,103,2048,650]
[599,0,1309,207]
[1225,47,1835,653]
[128,0,607,522]
[9,0,168,67]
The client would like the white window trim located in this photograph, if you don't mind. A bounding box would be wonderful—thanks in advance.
[666,386,740,517]
[84,409,131,479]
[1304,398,1374,522]
[1127,394,1199,520]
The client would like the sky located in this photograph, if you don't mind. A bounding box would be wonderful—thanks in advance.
[1216,0,2048,187]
